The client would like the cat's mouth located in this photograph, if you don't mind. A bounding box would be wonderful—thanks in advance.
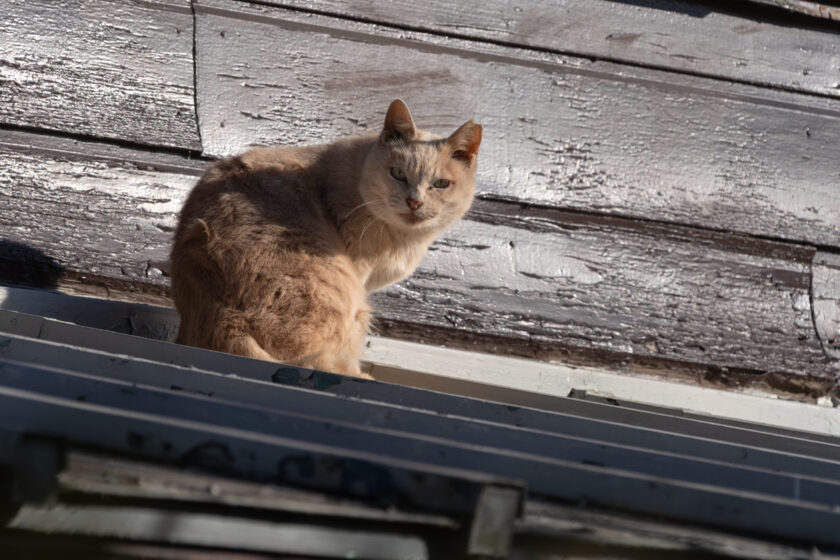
[401,213,430,225]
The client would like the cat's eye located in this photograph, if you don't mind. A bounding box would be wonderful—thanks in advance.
[432,179,451,189]
[390,167,407,182]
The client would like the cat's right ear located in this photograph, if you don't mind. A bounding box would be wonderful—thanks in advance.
[380,99,417,144]
[447,120,482,165]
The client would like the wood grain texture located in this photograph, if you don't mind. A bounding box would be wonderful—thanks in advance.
[0,0,200,150]
[813,251,840,364]
[0,129,205,288]
[0,129,830,379]
[374,202,828,379]
[276,0,840,98]
[194,0,840,248]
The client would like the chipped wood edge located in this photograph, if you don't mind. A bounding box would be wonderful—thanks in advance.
[813,251,840,364]
[364,337,840,438]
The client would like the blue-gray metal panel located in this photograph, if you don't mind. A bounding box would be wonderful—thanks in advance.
[2,359,840,546]
[1,321,839,480]
[1,333,839,507]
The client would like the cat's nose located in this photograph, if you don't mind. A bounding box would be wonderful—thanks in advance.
[406,198,423,211]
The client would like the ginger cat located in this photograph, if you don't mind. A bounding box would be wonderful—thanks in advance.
[171,100,482,377]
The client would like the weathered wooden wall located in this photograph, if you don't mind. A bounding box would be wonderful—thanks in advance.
[1,0,200,149]
[1,0,839,395]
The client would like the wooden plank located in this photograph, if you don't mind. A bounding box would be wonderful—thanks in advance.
[195,0,840,248]
[377,202,829,379]
[7,504,429,559]
[276,0,840,98]
[0,130,830,380]
[58,451,458,527]
[0,0,200,150]
[363,337,840,441]
[813,251,840,363]
[0,129,205,293]
[519,499,835,560]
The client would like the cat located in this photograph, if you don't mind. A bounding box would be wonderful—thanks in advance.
[170,100,482,378]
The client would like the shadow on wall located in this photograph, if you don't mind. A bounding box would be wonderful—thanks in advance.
[0,239,64,290]
[606,0,713,17]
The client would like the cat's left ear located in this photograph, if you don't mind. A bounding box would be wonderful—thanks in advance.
[380,99,417,144]
[447,120,482,165]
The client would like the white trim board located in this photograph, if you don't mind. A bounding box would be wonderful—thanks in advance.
[364,337,840,439]
[1,284,838,439]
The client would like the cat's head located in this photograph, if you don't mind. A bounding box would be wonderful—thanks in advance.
[360,100,482,232]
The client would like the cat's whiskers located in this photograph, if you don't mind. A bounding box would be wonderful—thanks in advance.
[359,218,376,251]
[359,218,373,243]
[341,199,381,223]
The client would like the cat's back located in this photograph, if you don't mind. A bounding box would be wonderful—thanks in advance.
[178,145,327,238]
[170,142,369,368]
[171,142,350,308]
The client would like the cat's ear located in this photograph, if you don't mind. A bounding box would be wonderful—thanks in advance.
[447,120,482,165]
[380,99,417,144]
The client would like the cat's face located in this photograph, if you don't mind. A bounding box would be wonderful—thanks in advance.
[360,100,482,233]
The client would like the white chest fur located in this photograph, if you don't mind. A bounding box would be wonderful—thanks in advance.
[362,239,430,293]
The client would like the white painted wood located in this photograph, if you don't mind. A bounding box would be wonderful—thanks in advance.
[3,130,828,378]
[278,0,840,98]
[749,0,840,20]
[374,212,828,379]
[813,251,840,363]
[0,129,204,290]
[8,504,428,559]
[365,337,840,438]
[195,0,840,248]
[0,0,200,150]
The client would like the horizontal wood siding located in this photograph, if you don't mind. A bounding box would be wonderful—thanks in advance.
[0,130,203,288]
[0,0,838,393]
[376,203,827,378]
[195,0,840,248]
[0,0,200,150]
[813,251,840,363]
[276,0,840,98]
[1,129,830,379]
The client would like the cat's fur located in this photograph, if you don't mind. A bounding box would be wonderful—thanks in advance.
[170,100,482,377]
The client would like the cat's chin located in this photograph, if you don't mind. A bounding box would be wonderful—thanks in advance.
[398,213,438,229]
[401,213,426,224]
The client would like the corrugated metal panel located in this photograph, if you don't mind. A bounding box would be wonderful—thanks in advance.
[1,307,840,558]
